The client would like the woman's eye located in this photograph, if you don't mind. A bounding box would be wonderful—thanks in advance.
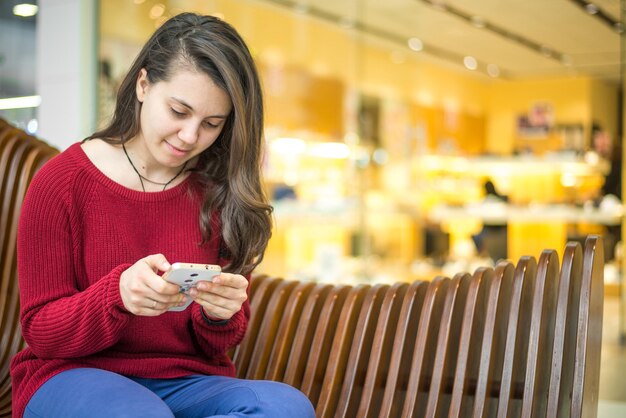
[170,108,185,117]
[204,120,219,128]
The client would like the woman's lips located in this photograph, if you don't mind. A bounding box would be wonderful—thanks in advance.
[165,141,191,157]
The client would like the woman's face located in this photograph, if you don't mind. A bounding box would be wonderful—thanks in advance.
[135,67,232,168]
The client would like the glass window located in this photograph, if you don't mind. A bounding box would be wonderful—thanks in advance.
[98,0,622,282]
[0,1,38,133]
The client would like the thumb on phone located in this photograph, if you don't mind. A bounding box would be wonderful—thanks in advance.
[143,254,171,273]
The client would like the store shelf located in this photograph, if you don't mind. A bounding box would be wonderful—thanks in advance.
[429,202,623,226]
[414,153,611,177]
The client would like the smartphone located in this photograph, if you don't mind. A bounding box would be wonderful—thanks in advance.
[162,262,222,311]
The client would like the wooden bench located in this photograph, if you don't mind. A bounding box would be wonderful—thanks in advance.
[0,118,605,417]
[0,119,59,418]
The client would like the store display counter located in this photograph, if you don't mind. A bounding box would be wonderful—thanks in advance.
[429,201,623,225]
[428,201,623,261]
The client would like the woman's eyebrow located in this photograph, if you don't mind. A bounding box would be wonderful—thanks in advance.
[170,97,229,118]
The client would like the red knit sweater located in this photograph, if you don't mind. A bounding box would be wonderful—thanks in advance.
[10,143,250,418]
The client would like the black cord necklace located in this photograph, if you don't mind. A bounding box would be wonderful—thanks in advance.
[122,143,188,192]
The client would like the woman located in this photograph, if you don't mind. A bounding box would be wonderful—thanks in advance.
[11,12,315,418]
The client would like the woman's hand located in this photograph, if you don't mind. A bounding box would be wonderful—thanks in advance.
[119,254,186,316]
[188,273,248,320]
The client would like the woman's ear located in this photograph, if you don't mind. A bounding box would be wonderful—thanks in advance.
[136,68,149,103]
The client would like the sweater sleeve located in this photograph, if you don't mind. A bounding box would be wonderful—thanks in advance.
[17,165,132,359]
[189,277,251,357]
[186,211,251,356]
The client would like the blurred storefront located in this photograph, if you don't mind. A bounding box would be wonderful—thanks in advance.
[94,0,624,287]
[6,0,624,289]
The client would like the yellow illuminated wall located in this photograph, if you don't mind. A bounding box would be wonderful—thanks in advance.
[486,77,618,155]
[100,0,489,152]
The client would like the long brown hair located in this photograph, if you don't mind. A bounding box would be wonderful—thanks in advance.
[87,13,272,274]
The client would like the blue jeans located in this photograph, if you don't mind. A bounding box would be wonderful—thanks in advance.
[24,368,316,418]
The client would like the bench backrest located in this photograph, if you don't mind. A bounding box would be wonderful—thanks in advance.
[237,236,603,418]
[0,119,59,417]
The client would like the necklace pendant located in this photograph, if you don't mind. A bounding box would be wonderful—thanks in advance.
[122,143,188,192]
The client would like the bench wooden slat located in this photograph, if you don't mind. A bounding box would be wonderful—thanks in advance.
[449,268,493,417]
[571,236,604,418]
[547,242,582,418]
[497,256,537,418]
[264,281,317,381]
[357,282,409,417]
[334,284,389,418]
[233,276,283,377]
[282,283,334,388]
[314,284,369,417]
[378,280,429,418]
[245,280,300,380]
[402,276,450,417]
[301,283,354,409]
[472,262,515,418]
[426,272,472,417]
[521,250,560,418]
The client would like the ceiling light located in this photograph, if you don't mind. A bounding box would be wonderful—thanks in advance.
[561,54,573,66]
[27,118,38,134]
[585,4,598,14]
[13,3,38,17]
[0,95,41,110]
[339,17,355,29]
[293,4,309,14]
[540,46,553,58]
[416,0,568,66]
[408,37,423,51]
[486,64,500,78]
[463,56,478,70]
[149,4,165,19]
[614,22,624,33]
[471,16,486,28]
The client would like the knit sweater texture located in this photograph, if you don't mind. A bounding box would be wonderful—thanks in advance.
[10,143,250,418]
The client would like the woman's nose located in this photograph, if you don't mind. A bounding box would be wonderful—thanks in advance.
[178,122,199,144]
